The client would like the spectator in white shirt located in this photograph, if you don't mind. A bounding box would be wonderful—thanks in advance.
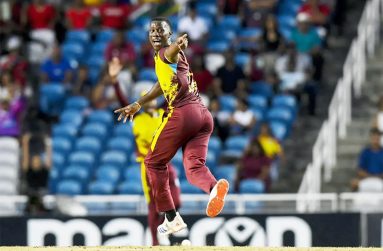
[229,99,256,135]
[178,2,208,44]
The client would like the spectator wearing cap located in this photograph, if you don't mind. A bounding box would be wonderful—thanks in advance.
[292,13,324,81]
[40,45,73,85]
[178,2,208,44]
[298,0,331,27]
[229,98,256,135]
[351,128,383,191]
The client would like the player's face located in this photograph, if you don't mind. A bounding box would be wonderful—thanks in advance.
[149,21,172,52]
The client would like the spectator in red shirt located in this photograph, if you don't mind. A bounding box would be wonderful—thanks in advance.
[105,31,136,68]
[98,0,131,29]
[219,0,243,15]
[66,0,93,30]
[235,139,271,192]
[298,0,331,26]
[23,0,56,30]
[191,54,213,95]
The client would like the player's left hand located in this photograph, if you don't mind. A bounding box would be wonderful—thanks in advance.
[177,34,188,50]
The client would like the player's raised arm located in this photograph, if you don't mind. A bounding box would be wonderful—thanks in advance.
[164,34,188,63]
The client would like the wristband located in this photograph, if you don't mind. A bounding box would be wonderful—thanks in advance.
[134,101,141,110]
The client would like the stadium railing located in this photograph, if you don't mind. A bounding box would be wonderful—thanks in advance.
[297,0,382,208]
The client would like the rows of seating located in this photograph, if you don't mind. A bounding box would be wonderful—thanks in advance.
[0,137,19,195]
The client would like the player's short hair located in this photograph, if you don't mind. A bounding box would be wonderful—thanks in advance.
[151,17,172,32]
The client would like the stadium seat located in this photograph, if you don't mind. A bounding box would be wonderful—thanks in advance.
[225,135,249,152]
[172,164,185,180]
[107,137,134,154]
[61,42,85,62]
[214,165,236,192]
[0,180,17,195]
[132,81,155,100]
[48,168,60,193]
[217,15,241,31]
[65,30,90,45]
[113,123,134,138]
[88,181,115,195]
[249,81,274,98]
[90,42,108,55]
[124,166,142,182]
[52,152,65,170]
[88,67,101,84]
[125,28,147,44]
[279,26,293,41]
[239,179,265,194]
[118,181,143,194]
[196,2,217,17]
[138,68,157,82]
[207,41,230,53]
[56,180,83,195]
[64,96,89,111]
[219,95,237,112]
[39,83,66,116]
[267,107,294,126]
[208,136,222,156]
[277,15,296,29]
[206,151,217,170]
[180,180,204,194]
[86,55,105,69]
[277,1,301,16]
[52,125,78,141]
[134,16,151,30]
[68,151,96,169]
[0,165,18,182]
[209,29,236,43]
[0,137,19,153]
[52,137,72,156]
[272,95,297,117]
[96,29,115,43]
[0,152,18,167]
[171,150,183,168]
[82,123,108,139]
[60,110,84,128]
[62,166,91,184]
[269,121,288,141]
[101,150,128,168]
[234,53,250,68]
[248,95,268,110]
[87,110,114,126]
[75,136,102,155]
[96,165,121,184]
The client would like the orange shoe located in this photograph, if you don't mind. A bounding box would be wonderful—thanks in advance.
[206,179,229,217]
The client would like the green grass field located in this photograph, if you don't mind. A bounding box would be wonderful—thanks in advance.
[0,247,380,251]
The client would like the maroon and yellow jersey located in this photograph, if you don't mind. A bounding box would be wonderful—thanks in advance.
[154,48,201,109]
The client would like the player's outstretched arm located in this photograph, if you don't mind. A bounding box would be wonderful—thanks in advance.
[164,34,188,63]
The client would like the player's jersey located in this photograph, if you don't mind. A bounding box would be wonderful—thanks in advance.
[132,108,165,161]
[154,48,201,109]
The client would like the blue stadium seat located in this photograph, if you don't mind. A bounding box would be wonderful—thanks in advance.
[168,15,179,32]
[196,2,217,17]
[180,180,204,194]
[61,42,85,61]
[272,95,297,114]
[82,123,108,139]
[279,26,293,41]
[90,42,108,55]
[172,164,185,180]
[267,107,294,126]
[113,123,134,138]
[235,53,250,68]
[219,95,237,112]
[134,16,151,30]
[206,151,217,170]
[48,168,60,193]
[62,165,91,184]
[107,137,134,154]
[52,137,72,156]
[86,55,105,69]
[68,151,96,169]
[39,84,66,116]
[138,68,157,82]
[66,30,90,45]
[209,29,236,43]
[239,28,262,38]
[56,180,83,195]
[64,96,89,111]
[208,136,222,156]
[248,95,268,109]
[60,110,84,128]
[87,110,113,126]
[118,181,143,194]
[207,41,230,53]
[250,107,265,122]
[124,166,141,182]
[53,125,78,141]
[239,179,265,194]
[217,15,241,31]
[214,165,236,192]
[269,121,288,141]
[277,15,296,29]
[96,165,121,184]
[101,150,128,167]
[250,81,274,98]
[88,181,115,195]
[225,136,249,151]
[75,137,102,155]
[96,29,115,43]
[277,1,301,16]
[88,67,101,84]
[52,152,65,171]
[125,28,147,44]
[171,149,183,167]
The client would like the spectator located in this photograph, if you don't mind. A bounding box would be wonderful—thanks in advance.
[209,98,231,143]
[0,89,26,137]
[97,0,132,29]
[229,99,256,135]
[219,0,243,15]
[91,73,118,109]
[0,36,28,88]
[213,50,246,97]
[235,139,271,192]
[105,31,137,68]
[372,96,383,143]
[245,55,264,82]
[178,2,208,44]
[65,0,93,30]
[73,65,92,97]
[40,45,73,84]
[298,0,331,27]
[24,154,49,193]
[23,0,56,30]
[192,54,213,95]
[241,0,278,28]
[351,128,383,191]
[0,0,25,49]
[291,13,324,81]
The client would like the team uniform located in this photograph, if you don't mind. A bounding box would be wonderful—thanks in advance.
[144,48,217,213]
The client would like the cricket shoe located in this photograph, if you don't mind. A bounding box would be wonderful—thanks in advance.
[157,212,187,236]
[206,179,229,217]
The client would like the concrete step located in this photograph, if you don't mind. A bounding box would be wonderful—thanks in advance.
[337,144,366,155]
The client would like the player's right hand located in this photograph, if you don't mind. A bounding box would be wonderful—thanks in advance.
[114,102,141,123]
[108,57,123,80]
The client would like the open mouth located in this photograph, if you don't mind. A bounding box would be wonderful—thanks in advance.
[152,37,161,46]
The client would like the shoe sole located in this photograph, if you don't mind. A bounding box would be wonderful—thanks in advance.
[206,179,229,217]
